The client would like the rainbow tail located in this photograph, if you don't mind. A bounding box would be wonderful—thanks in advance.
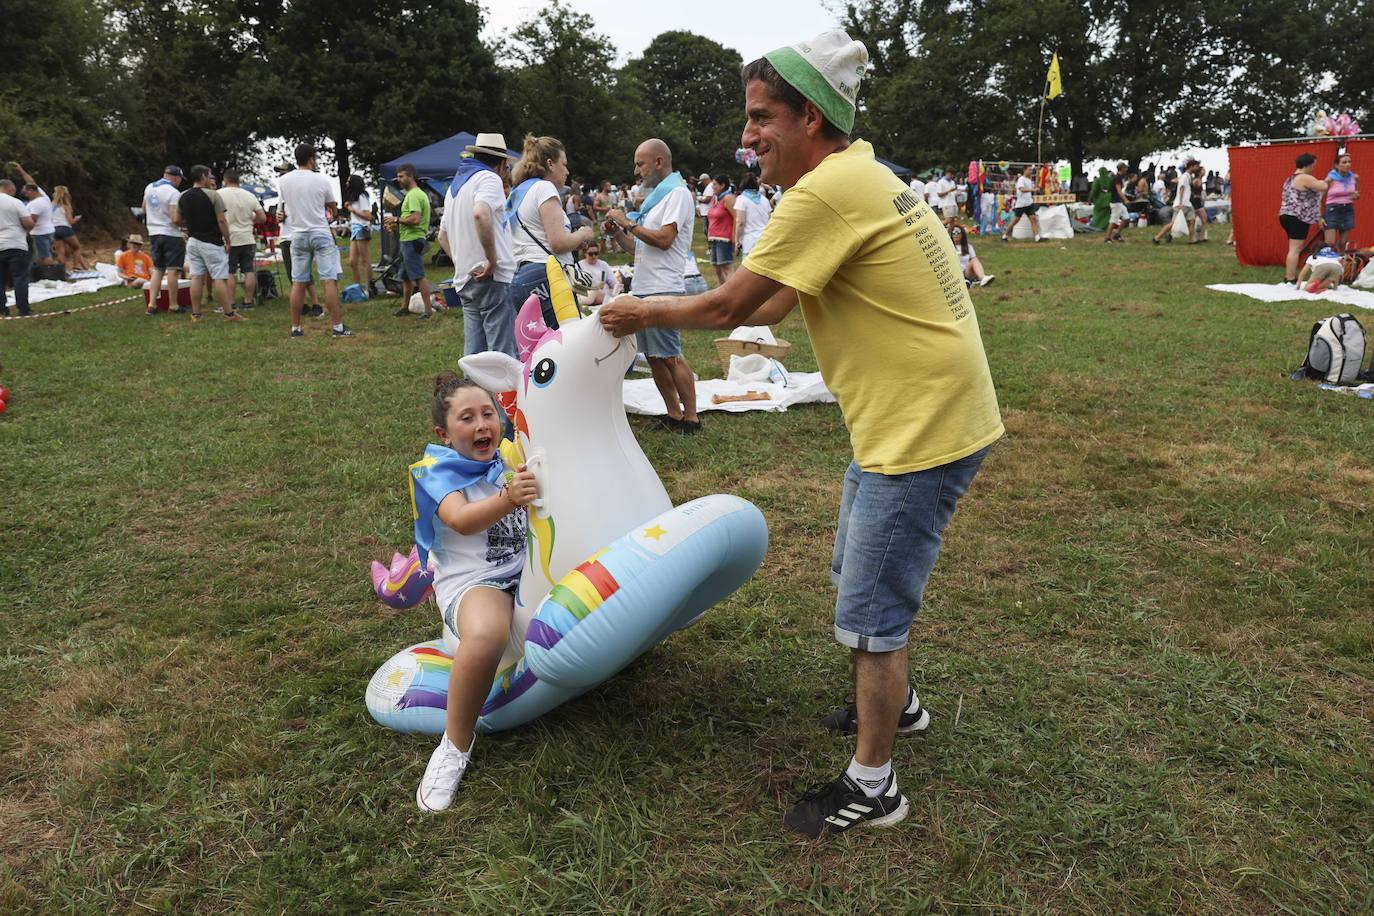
[371,545,434,609]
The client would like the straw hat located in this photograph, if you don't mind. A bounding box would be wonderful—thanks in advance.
[463,133,518,159]
[127,233,145,246]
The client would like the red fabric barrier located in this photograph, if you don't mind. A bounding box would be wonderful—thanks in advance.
[1229,139,1374,267]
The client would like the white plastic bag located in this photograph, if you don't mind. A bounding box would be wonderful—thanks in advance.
[1170,209,1190,239]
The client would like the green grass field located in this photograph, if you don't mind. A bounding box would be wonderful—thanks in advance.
[2,229,1372,914]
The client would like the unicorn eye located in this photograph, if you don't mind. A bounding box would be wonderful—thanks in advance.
[532,357,556,388]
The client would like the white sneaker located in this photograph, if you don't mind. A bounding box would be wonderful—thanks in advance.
[416,734,472,812]
[979,275,996,287]
[1034,235,1043,242]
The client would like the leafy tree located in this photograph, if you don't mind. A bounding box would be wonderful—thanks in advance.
[499,0,633,181]
[0,0,130,220]
[621,31,745,178]
[246,0,504,190]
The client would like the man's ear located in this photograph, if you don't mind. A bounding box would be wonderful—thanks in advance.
[802,100,828,138]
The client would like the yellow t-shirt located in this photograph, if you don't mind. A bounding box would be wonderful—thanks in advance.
[744,140,1003,474]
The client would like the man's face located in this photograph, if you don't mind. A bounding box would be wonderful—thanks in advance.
[398,172,414,190]
[168,174,182,187]
[585,247,599,263]
[742,80,812,189]
[632,147,663,187]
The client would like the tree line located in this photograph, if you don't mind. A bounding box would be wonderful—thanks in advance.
[3,0,1366,231]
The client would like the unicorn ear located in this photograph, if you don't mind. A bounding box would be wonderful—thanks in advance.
[459,352,523,392]
[515,295,550,360]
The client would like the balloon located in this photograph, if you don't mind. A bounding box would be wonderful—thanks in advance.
[0,386,8,400]
[0,400,7,415]
[367,256,769,735]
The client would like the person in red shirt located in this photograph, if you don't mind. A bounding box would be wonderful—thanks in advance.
[116,235,153,287]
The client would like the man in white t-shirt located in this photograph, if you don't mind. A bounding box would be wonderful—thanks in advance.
[438,133,519,357]
[935,168,959,220]
[603,139,701,433]
[0,179,37,316]
[277,143,350,337]
[908,174,926,202]
[142,165,185,313]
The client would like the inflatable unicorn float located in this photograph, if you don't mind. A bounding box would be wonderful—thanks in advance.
[366,258,769,734]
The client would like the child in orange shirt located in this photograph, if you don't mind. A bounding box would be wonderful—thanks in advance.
[116,235,153,287]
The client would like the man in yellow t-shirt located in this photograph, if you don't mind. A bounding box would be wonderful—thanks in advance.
[600,29,1002,839]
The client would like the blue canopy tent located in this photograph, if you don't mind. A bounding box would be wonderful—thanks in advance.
[876,155,914,179]
[375,132,522,267]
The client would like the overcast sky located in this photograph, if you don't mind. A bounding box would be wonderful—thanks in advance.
[476,0,846,64]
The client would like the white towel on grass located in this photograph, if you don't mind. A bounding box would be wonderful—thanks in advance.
[1206,283,1374,311]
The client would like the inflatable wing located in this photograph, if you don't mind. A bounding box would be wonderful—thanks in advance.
[371,545,434,609]
[367,257,768,735]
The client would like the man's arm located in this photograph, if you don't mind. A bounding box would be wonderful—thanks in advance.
[19,213,35,231]
[252,205,266,226]
[604,208,677,250]
[469,200,498,279]
[599,266,797,336]
[217,210,232,247]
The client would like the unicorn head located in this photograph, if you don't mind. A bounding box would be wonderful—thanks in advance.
[459,257,671,617]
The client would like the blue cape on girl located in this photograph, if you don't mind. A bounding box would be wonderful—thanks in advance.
[409,443,508,568]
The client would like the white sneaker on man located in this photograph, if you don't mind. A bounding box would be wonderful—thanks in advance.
[978,275,996,287]
[416,734,473,812]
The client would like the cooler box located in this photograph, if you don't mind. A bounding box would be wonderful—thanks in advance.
[144,280,193,312]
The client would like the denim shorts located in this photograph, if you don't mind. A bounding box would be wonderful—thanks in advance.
[292,227,343,282]
[31,233,54,260]
[53,225,76,241]
[350,223,372,242]
[683,273,709,296]
[708,238,734,265]
[635,289,684,357]
[150,234,185,270]
[1325,203,1355,232]
[186,237,230,280]
[227,244,255,274]
[832,446,989,651]
[441,575,520,637]
[398,238,427,280]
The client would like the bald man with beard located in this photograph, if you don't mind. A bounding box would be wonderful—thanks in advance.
[602,139,701,433]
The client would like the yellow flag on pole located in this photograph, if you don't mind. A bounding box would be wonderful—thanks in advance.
[1045,53,1063,99]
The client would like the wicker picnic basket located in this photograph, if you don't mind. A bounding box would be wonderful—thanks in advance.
[713,336,791,374]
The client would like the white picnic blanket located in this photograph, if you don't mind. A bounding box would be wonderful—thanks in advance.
[623,371,836,415]
[1318,382,1374,399]
[1206,283,1374,311]
[7,262,124,307]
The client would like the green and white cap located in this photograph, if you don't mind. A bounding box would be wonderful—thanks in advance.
[764,30,869,134]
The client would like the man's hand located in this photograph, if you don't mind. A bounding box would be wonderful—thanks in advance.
[606,208,627,227]
[599,294,650,338]
[505,466,539,507]
[470,259,495,281]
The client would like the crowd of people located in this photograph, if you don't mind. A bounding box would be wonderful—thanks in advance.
[0,162,97,317]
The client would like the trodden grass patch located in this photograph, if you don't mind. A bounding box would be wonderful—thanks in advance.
[1,230,1371,913]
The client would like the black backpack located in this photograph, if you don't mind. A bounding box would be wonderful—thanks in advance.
[255,269,279,304]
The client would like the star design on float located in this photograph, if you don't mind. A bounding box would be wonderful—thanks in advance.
[525,320,541,332]
[642,525,667,541]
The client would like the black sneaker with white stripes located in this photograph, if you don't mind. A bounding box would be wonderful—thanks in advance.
[819,691,930,736]
[783,772,909,838]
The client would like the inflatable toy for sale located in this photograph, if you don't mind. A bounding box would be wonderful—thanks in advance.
[367,257,768,735]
